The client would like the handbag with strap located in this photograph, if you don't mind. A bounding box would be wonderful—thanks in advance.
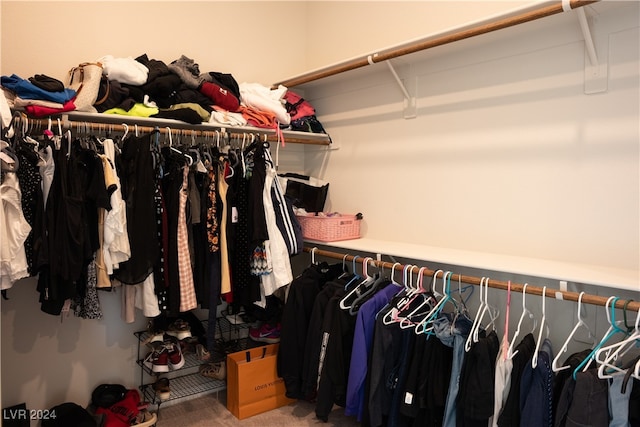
[66,62,103,112]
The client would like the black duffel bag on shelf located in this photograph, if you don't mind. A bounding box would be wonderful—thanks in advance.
[278,173,329,213]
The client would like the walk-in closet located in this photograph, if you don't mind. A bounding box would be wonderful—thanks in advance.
[1,1,638,426]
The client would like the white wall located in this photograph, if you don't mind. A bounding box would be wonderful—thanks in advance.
[1,277,147,411]
[303,1,535,71]
[0,1,308,85]
[302,1,640,285]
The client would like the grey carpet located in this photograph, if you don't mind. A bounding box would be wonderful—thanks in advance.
[154,392,361,427]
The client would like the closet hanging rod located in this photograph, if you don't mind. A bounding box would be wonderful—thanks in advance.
[13,115,330,146]
[273,0,597,88]
[303,247,639,312]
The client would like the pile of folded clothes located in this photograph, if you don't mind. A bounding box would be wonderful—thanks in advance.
[1,53,327,134]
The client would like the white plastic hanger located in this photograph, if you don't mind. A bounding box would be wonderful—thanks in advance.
[396,267,433,329]
[468,277,500,348]
[596,308,639,379]
[339,254,350,278]
[350,261,387,315]
[572,296,626,379]
[65,130,72,158]
[382,265,420,325]
[413,271,454,334]
[122,123,129,141]
[343,255,363,287]
[390,262,401,286]
[167,126,193,166]
[465,277,488,352]
[532,286,550,369]
[552,292,595,372]
[339,257,376,310]
[393,266,430,325]
[507,283,537,360]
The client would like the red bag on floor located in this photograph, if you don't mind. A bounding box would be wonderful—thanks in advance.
[94,389,139,427]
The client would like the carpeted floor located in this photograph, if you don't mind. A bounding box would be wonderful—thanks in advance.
[155,392,361,427]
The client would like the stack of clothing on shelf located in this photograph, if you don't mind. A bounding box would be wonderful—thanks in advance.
[1,53,326,134]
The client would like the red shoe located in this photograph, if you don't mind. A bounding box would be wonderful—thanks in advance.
[143,346,169,373]
[164,338,185,370]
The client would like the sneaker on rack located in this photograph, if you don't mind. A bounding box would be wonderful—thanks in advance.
[195,344,211,361]
[152,377,170,401]
[179,336,199,356]
[249,323,281,344]
[199,361,226,380]
[224,306,247,325]
[143,345,169,373]
[142,320,165,345]
[164,337,185,370]
[166,319,192,340]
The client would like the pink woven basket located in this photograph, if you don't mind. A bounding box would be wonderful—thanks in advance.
[296,213,361,242]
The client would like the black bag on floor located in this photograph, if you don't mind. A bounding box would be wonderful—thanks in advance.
[41,402,97,427]
[91,384,128,408]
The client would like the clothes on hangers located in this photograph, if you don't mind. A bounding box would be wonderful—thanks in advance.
[101,138,131,272]
[0,171,31,289]
[14,137,43,276]
[117,132,158,285]
[301,277,352,401]
[520,338,554,427]
[3,117,301,324]
[277,261,346,399]
[275,245,640,426]
[457,329,500,426]
[555,368,609,427]
[496,333,535,427]
[345,280,397,421]
[36,138,102,315]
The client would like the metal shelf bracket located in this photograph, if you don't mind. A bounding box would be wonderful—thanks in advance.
[564,1,608,94]
[368,54,417,119]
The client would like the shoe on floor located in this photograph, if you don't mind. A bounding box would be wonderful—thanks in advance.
[132,410,157,426]
[249,323,281,344]
[199,361,226,380]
